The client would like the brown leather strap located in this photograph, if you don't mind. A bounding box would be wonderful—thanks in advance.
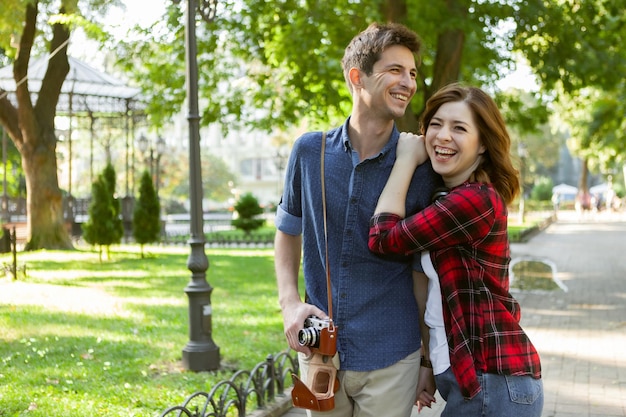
[320,132,334,326]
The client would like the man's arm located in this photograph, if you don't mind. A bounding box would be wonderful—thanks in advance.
[274,229,327,354]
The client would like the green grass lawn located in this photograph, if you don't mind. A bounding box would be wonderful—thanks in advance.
[507,211,555,243]
[0,214,548,416]
[0,245,290,417]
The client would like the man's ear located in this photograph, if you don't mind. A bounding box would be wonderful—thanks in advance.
[348,67,362,89]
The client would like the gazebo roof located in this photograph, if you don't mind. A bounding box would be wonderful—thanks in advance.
[0,56,145,115]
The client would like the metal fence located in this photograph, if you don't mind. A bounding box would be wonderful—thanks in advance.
[159,350,298,417]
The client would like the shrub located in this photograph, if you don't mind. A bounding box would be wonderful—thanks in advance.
[82,164,124,260]
[530,176,554,201]
[133,170,161,257]
[231,192,264,234]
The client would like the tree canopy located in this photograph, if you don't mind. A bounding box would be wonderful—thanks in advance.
[115,0,526,133]
[513,0,626,187]
[113,0,624,188]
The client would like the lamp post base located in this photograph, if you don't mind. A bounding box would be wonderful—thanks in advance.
[182,341,220,371]
[181,278,220,371]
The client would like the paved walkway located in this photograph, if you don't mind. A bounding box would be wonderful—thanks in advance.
[276,210,626,417]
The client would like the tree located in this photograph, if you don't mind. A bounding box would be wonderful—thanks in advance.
[231,192,264,235]
[514,0,626,94]
[132,170,160,258]
[0,0,116,250]
[82,163,123,261]
[163,150,237,204]
[513,0,626,190]
[497,88,562,194]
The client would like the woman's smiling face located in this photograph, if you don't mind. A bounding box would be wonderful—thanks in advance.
[425,100,486,188]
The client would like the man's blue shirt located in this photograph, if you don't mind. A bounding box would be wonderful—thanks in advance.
[275,118,440,371]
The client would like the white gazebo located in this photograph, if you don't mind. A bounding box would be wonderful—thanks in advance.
[552,183,577,200]
[0,56,145,227]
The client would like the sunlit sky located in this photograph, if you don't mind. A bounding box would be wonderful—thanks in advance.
[497,59,538,92]
[68,1,166,68]
[104,0,166,37]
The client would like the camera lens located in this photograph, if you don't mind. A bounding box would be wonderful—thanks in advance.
[298,327,319,347]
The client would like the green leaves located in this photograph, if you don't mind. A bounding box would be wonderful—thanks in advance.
[512,0,626,170]
[515,0,626,93]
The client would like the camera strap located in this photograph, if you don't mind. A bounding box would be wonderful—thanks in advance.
[320,131,334,327]
[290,131,339,412]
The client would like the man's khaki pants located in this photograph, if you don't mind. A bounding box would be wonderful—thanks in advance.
[298,349,420,417]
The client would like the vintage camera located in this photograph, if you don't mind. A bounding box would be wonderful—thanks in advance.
[292,316,339,411]
[298,316,333,350]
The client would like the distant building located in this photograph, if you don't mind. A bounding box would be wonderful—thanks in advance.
[164,117,288,210]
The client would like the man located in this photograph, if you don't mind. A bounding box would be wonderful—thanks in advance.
[274,22,440,417]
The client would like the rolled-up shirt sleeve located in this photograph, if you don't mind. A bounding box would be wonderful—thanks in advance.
[275,204,302,236]
[368,212,408,255]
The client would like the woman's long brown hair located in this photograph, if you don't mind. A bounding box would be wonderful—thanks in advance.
[420,83,520,205]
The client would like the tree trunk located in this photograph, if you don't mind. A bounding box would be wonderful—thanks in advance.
[430,29,464,94]
[378,0,419,133]
[23,138,72,250]
[392,0,466,133]
[578,157,589,193]
[396,30,465,133]
[6,1,73,250]
[429,0,466,95]
[575,157,591,211]
[379,0,407,22]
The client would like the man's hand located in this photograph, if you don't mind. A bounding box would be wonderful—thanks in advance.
[281,300,329,355]
[415,365,437,412]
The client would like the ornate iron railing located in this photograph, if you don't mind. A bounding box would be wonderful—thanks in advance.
[159,350,298,417]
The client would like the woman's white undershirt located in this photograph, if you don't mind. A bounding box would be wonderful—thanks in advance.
[420,251,451,376]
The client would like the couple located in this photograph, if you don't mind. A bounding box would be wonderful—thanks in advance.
[275,22,543,417]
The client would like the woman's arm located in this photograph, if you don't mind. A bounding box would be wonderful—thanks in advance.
[370,184,498,255]
[374,133,428,217]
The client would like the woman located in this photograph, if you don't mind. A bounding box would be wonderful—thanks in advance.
[368,83,543,416]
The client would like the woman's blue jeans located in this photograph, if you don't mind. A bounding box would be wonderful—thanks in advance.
[435,367,543,417]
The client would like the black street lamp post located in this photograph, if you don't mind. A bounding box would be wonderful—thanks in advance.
[274,146,288,199]
[137,132,156,189]
[175,0,220,371]
[2,127,8,222]
[137,134,166,196]
[155,136,165,198]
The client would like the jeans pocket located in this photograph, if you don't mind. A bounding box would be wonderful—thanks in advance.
[505,375,542,405]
